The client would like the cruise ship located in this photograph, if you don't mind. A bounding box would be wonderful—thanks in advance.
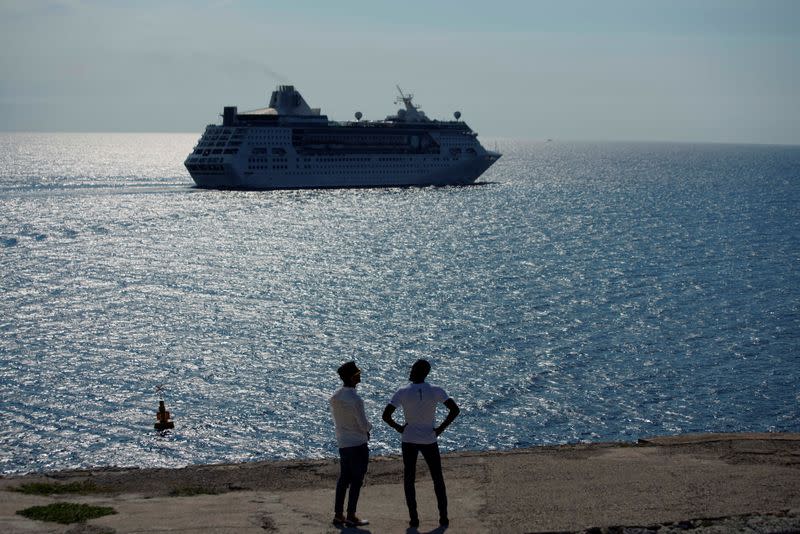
[184,85,501,189]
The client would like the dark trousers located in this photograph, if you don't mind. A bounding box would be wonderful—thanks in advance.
[401,442,448,521]
[335,443,369,516]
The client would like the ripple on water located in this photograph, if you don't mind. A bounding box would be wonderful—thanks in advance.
[0,136,799,473]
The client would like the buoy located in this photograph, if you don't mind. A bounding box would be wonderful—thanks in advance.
[155,400,174,430]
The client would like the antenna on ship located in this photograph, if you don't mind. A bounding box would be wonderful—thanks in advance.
[395,85,417,109]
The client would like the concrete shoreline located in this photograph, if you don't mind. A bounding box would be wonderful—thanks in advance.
[2,432,799,533]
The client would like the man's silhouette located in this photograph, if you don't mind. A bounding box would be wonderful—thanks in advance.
[330,361,371,527]
[383,359,460,528]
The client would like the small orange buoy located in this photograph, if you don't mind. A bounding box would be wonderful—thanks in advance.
[155,400,174,430]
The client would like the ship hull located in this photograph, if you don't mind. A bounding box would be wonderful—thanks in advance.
[188,153,500,190]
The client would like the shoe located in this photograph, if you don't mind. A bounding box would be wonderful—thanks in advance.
[332,514,346,526]
[439,516,449,527]
[409,517,420,528]
[346,516,369,527]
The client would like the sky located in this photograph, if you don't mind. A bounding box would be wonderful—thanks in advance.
[1,0,799,144]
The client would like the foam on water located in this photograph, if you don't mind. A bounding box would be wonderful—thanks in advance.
[1,134,798,473]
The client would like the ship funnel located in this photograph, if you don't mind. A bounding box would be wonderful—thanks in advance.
[267,85,316,116]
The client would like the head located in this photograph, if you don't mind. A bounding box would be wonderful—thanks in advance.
[409,359,431,383]
[337,361,361,387]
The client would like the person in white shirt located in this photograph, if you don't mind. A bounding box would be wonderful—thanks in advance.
[382,359,460,529]
[329,361,371,527]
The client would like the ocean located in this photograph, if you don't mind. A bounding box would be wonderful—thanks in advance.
[1,133,798,474]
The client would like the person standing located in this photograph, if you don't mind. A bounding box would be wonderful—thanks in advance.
[330,361,371,527]
[382,359,460,528]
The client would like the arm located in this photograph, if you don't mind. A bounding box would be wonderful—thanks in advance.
[382,404,406,434]
[354,396,373,438]
[435,398,460,436]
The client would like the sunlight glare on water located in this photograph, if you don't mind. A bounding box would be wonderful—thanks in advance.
[1,134,798,473]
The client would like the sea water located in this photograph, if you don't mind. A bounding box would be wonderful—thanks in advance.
[1,133,798,474]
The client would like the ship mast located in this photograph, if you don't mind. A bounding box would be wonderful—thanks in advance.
[395,85,418,111]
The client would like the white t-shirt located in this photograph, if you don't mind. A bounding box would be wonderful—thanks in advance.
[330,386,372,448]
[389,382,450,444]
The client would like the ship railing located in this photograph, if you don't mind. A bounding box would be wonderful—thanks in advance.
[329,120,471,130]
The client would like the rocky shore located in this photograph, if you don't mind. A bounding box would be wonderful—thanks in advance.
[1,433,799,533]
